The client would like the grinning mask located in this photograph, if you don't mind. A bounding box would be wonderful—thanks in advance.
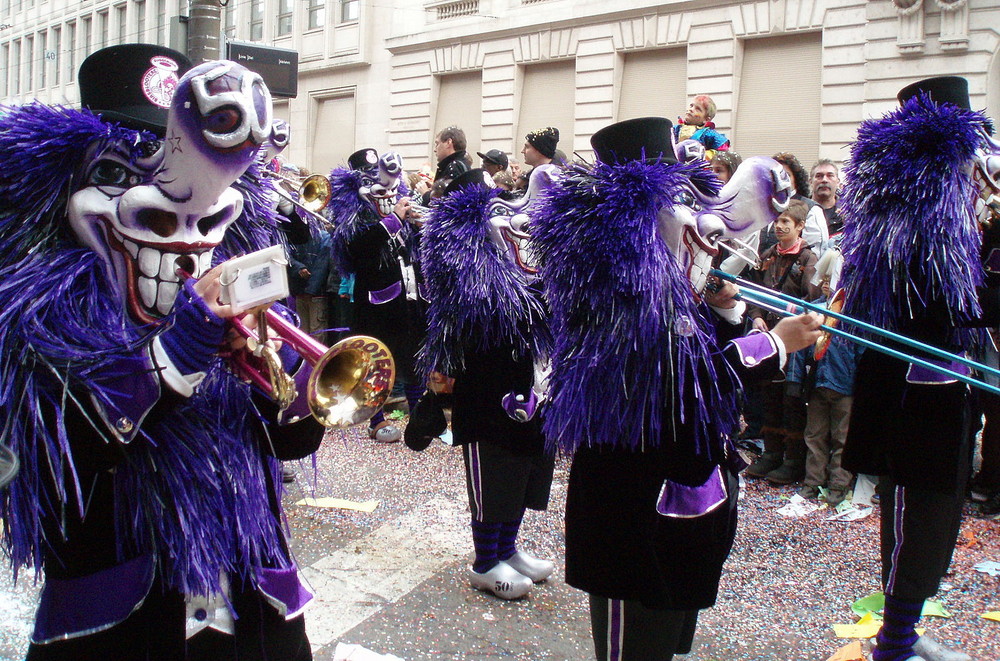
[68,60,280,324]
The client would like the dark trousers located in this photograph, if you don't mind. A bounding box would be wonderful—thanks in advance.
[589,596,698,661]
[879,475,967,601]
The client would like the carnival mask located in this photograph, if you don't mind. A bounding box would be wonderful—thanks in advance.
[68,60,278,323]
[973,129,1000,227]
[657,157,792,296]
[357,152,404,218]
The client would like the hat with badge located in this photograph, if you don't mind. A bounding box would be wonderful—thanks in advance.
[79,43,192,136]
[348,148,379,171]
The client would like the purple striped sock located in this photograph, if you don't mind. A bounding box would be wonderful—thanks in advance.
[470,519,501,573]
[873,594,922,661]
[496,514,524,561]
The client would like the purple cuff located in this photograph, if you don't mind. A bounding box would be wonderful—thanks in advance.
[906,359,971,385]
[33,554,155,644]
[380,214,403,236]
[368,282,402,305]
[258,566,314,619]
[90,350,161,443]
[728,332,778,368]
[655,466,728,518]
[157,279,227,377]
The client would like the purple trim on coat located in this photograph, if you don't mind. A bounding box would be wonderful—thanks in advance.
[32,554,155,644]
[90,350,162,444]
[905,360,971,385]
[728,332,778,368]
[258,566,314,619]
[501,388,538,422]
[985,248,1000,274]
[369,281,402,305]
[655,465,728,518]
[380,214,403,236]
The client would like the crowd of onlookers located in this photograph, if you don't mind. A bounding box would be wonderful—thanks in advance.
[275,93,1000,517]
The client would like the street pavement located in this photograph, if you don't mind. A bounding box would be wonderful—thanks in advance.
[2,417,998,661]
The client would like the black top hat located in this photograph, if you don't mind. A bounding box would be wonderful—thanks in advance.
[79,44,192,136]
[476,149,509,170]
[897,76,971,110]
[348,148,379,171]
[445,168,494,196]
[590,117,677,165]
[525,127,560,159]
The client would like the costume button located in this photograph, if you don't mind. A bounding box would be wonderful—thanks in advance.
[745,356,757,366]
[115,417,134,434]
[194,608,208,621]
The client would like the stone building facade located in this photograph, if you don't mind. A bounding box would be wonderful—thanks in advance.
[2,0,999,175]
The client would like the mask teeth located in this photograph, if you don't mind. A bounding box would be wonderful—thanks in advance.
[130,242,215,318]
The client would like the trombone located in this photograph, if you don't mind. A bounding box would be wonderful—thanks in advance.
[264,170,333,229]
[709,269,1000,397]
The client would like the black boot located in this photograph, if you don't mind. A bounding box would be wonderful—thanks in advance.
[745,451,783,478]
[766,435,806,485]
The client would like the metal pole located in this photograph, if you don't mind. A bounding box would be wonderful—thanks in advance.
[187,0,222,63]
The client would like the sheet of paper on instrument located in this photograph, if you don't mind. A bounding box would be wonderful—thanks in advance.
[296,497,380,512]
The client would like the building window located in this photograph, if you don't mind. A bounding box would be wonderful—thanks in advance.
[307,0,324,29]
[98,11,109,49]
[52,27,61,86]
[250,0,263,41]
[223,0,236,39]
[25,35,32,91]
[117,5,126,44]
[13,0,21,13]
[156,0,167,45]
[340,0,357,22]
[67,21,76,82]
[37,31,47,89]
[1,44,8,97]
[276,0,293,35]
[136,0,146,41]
[12,40,21,95]
[1,0,9,16]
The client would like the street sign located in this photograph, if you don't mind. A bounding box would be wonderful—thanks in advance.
[226,42,298,98]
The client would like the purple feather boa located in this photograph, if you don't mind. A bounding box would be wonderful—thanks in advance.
[531,161,739,457]
[0,104,291,595]
[840,94,990,348]
[418,184,550,376]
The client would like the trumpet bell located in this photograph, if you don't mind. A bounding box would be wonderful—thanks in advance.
[308,335,396,428]
[300,174,331,213]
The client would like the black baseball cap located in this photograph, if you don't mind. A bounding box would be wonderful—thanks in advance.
[476,149,509,170]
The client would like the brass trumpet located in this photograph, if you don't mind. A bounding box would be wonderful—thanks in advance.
[264,171,333,228]
[229,308,396,428]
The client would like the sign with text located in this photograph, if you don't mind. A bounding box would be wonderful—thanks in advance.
[226,42,298,98]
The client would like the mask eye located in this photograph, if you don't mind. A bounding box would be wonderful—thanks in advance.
[204,107,242,135]
[674,191,700,211]
[89,160,139,188]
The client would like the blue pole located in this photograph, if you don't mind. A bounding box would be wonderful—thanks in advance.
[710,268,1000,381]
